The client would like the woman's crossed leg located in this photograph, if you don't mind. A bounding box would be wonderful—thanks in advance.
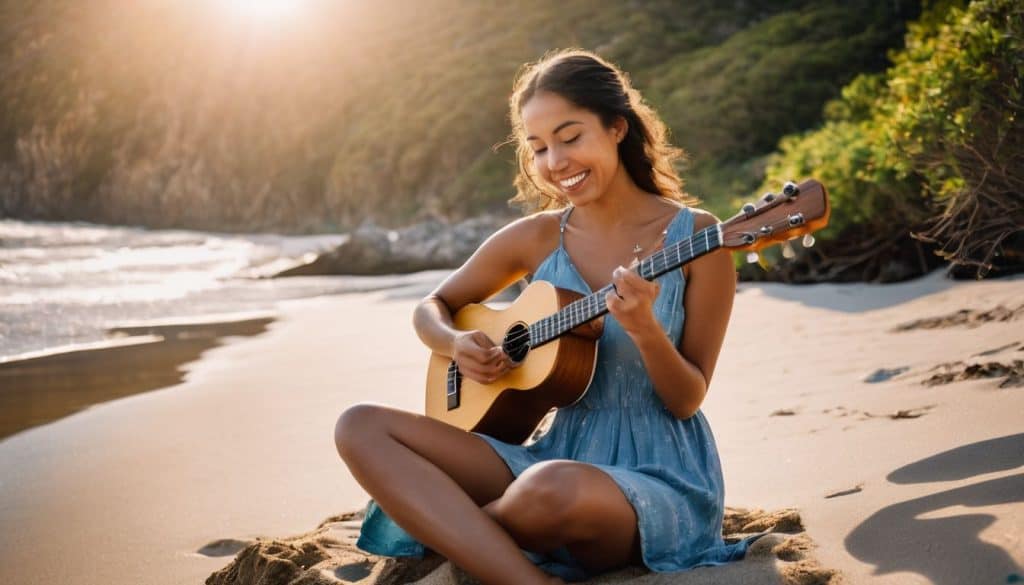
[484,460,643,573]
[334,403,642,584]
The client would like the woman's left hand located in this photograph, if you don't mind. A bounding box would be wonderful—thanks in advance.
[604,260,661,337]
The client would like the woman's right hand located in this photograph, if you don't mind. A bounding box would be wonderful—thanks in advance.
[452,330,513,384]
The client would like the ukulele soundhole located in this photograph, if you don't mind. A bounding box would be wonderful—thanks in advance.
[503,323,531,363]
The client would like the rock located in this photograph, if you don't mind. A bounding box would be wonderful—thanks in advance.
[862,367,910,383]
[272,215,512,277]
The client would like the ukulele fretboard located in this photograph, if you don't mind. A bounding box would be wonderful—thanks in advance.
[527,224,722,347]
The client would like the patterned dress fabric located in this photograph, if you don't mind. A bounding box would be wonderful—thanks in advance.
[355,205,764,581]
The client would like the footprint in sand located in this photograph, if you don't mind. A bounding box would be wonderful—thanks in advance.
[333,560,373,581]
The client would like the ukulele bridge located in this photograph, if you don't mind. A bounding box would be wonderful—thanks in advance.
[446,361,462,410]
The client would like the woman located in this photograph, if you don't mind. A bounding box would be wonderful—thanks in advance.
[334,49,762,584]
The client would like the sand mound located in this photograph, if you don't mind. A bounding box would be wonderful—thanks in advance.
[923,360,1024,388]
[205,507,840,585]
[891,304,1024,331]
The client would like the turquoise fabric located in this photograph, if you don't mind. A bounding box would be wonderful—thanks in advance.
[356,206,764,581]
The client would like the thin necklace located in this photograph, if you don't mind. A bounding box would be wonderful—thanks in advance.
[633,229,669,261]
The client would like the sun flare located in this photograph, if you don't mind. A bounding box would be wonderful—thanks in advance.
[221,0,305,22]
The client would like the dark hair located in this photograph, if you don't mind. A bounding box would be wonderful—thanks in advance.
[507,48,696,211]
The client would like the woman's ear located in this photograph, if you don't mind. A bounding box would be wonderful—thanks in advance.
[613,116,628,143]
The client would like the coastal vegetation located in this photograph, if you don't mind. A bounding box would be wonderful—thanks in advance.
[754,0,1022,281]
[0,0,1018,280]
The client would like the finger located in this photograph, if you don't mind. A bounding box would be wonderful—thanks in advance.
[620,266,646,286]
[605,290,619,310]
[613,273,638,298]
[465,344,493,363]
[480,348,504,365]
[471,330,498,347]
[491,348,514,369]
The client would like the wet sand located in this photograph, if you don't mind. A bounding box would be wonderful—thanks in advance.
[0,313,275,439]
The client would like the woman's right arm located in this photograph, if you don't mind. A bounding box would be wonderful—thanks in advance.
[412,213,554,383]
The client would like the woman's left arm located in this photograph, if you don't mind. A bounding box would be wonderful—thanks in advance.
[607,211,735,419]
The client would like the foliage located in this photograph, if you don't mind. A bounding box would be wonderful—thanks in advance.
[0,0,915,234]
[755,0,1022,280]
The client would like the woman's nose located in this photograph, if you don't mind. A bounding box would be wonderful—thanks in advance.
[546,145,569,172]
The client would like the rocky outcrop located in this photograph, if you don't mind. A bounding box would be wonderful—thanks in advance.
[271,215,512,277]
[205,507,841,585]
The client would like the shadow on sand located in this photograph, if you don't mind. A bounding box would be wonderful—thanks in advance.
[744,270,959,313]
[846,434,1024,585]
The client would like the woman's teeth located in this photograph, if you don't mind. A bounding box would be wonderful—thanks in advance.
[560,171,588,190]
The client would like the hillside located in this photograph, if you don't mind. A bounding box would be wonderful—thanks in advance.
[0,0,918,232]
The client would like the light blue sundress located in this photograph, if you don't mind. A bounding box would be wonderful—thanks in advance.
[356,205,764,581]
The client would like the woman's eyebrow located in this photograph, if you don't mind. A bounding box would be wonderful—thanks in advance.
[526,120,583,141]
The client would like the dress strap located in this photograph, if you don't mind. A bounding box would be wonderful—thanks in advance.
[558,206,575,247]
[663,206,694,245]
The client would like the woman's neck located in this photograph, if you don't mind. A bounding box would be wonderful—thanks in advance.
[571,165,675,231]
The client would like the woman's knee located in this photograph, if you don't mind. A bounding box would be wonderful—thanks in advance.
[496,461,586,540]
[334,402,389,461]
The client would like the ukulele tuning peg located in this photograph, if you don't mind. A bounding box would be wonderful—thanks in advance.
[802,234,816,248]
[782,241,796,259]
[782,181,799,197]
[742,202,756,215]
[761,192,776,203]
[746,252,760,264]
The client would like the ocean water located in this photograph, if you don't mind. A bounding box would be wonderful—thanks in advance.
[0,219,446,362]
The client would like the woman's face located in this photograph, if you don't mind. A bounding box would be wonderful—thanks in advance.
[520,90,626,206]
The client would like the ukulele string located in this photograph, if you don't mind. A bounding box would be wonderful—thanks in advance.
[486,218,792,355]
[499,231,701,350]
[498,225,731,349]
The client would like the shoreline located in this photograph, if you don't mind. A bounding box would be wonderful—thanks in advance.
[0,312,277,441]
[0,271,1021,585]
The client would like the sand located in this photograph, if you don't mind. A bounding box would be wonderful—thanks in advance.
[0,270,1021,585]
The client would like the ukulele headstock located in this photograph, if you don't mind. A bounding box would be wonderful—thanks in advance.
[720,179,830,252]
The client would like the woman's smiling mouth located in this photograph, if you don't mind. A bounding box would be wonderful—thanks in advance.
[559,170,590,192]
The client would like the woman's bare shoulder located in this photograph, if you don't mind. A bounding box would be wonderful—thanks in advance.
[688,207,722,230]
[493,209,564,270]
[681,208,725,280]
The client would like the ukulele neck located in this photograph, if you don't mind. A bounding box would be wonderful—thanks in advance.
[528,224,723,347]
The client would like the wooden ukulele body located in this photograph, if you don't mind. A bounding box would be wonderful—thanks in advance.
[424,280,603,444]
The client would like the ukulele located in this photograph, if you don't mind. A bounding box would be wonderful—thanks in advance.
[425,179,830,443]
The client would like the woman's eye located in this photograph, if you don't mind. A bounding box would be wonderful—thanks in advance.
[533,147,548,155]
[565,134,581,143]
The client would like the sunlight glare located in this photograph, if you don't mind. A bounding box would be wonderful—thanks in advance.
[221,0,305,23]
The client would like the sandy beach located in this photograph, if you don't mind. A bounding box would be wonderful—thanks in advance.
[0,270,1021,585]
